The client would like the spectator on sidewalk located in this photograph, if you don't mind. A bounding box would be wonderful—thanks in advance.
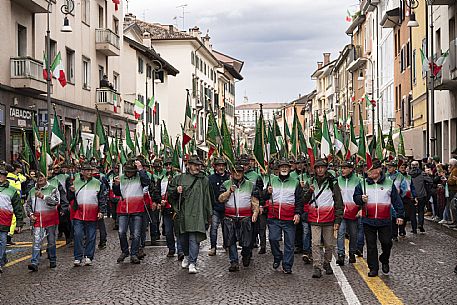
[409,161,433,233]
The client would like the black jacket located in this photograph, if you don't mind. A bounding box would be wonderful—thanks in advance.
[208,171,230,213]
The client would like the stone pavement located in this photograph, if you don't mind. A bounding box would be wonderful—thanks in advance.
[0,218,456,305]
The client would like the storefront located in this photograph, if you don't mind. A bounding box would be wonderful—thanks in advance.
[9,106,34,162]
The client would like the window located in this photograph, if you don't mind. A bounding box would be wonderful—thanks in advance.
[146,64,152,78]
[400,47,404,72]
[82,57,90,89]
[17,24,27,57]
[406,41,411,67]
[66,48,75,84]
[113,72,119,91]
[191,52,195,65]
[422,38,427,78]
[98,65,104,85]
[138,57,144,74]
[412,49,416,85]
[113,17,119,35]
[81,0,90,25]
[98,5,104,28]
[124,101,134,115]
[50,39,57,64]
[192,76,197,98]
[195,55,199,69]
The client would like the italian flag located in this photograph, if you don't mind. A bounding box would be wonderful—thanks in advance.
[191,113,197,129]
[134,99,145,120]
[182,91,193,148]
[51,52,67,87]
[50,110,64,150]
[346,117,358,160]
[320,111,333,158]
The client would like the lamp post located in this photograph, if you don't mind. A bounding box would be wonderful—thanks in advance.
[148,60,163,146]
[406,0,436,157]
[45,0,74,140]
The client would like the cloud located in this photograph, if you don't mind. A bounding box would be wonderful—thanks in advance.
[127,0,356,103]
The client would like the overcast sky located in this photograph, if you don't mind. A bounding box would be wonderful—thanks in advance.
[126,0,358,104]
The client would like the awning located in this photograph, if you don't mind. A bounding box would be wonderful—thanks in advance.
[380,8,400,28]
[346,14,366,35]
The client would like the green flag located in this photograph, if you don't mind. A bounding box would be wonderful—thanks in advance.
[220,108,235,168]
[267,122,278,158]
[50,110,64,150]
[253,108,266,173]
[206,104,221,159]
[398,128,406,157]
[333,122,345,160]
[161,120,172,154]
[385,125,396,159]
[172,137,180,170]
[320,112,333,158]
[313,113,322,144]
[357,104,372,168]
[125,122,135,156]
[134,132,140,156]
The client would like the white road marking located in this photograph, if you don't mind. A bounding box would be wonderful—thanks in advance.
[331,258,362,305]
[418,249,426,253]
[409,242,416,245]
[437,261,444,264]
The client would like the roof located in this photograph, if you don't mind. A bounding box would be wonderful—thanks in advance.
[123,36,179,76]
[332,44,353,73]
[222,62,243,80]
[213,50,244,73]
[236,103,287,111]
[311,60,336,79]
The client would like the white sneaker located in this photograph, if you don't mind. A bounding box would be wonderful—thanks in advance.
[181,257,189,269]
[188,263,197,274]
[438,219,450,224]
[84,257,92,266]
[73,259,83,267]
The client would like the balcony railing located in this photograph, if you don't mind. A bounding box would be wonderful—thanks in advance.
[96,88,121,113]
[96,28,120,49]
[11,57,44,80]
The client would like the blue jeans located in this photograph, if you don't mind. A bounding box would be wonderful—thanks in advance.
[73,219,97,261]
[210,210,224,249]
[179,232,200,264]
[163,213,176,251]
[229,244,251,263]
[31,225,57,265]
[0,231,7,267]
[302,221,311,254]
[268,219,295,271]
[357,217,365,251]
[337,219,358,256]
[118,214,142,257]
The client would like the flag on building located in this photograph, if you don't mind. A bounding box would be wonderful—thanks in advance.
[431,50,449,77]
[346,9,352,22]
[134,99,145,120]
[50,52,66,87]
[42,51,48,80]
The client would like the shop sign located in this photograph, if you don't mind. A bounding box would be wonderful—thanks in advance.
[9,106,34,128]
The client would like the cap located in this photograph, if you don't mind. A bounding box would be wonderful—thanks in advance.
[80,162,94,170]
[314,158,328,168]
[370,158,383,170]
[386,160,398,167]
[233,160,245,172]
[153,158,163,166]
[277,158,291,167]
[163,158,172,165]
[213,157,227,165]
[340,161,354,168]
[188,155,203,166]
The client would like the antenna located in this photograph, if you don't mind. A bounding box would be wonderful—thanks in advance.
[176,4,189,30]
[126,0,129,14]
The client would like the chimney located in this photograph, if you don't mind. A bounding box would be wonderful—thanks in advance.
[124,13,136,23]
[169,25,174,33]
[202,33,211,49]
[323,53,331,65]
[317,62,323,69]
[142,31,151,48]
[189,26,201,38]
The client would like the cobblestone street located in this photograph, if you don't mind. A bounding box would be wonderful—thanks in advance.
[1,218,456,305]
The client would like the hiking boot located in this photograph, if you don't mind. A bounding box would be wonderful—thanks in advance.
[242,255,251,267]
[117,253,129,263]
[382,262,390,274]
[258,248,266,254]
[368,270,378,277]
[130,256,141,264]
[98,242,107,250]
[208,248,216,256]
[355,249,363,257]
[177,253,184,261]
[349,254,356,264]
[6,235,15,246]
[273,261,280,270]
[50,262,57,269]
[419,226,426,233]
[336,255,345,266]
[188,263,197,274]
[138,248,146,260]
[323,262,333,275]
[27,264,38,272]
[167,250,176,258]
[312,267,322,278]
[228,262,240,272]
[302,253,312,264]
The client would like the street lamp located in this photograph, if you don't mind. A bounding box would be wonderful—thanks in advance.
[148,60,163,145]
[46,0,74,140]
[406,0,436,158]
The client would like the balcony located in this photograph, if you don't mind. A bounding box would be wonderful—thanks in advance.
[380,7,400,29]
[347,46,366,72]
[96,88,121,114]
[345,12,366,35]
[13,0,48,13]
[361,0,380,14]
[95,29,120,56]
[10,57,47,94]
[433,0,456,5]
